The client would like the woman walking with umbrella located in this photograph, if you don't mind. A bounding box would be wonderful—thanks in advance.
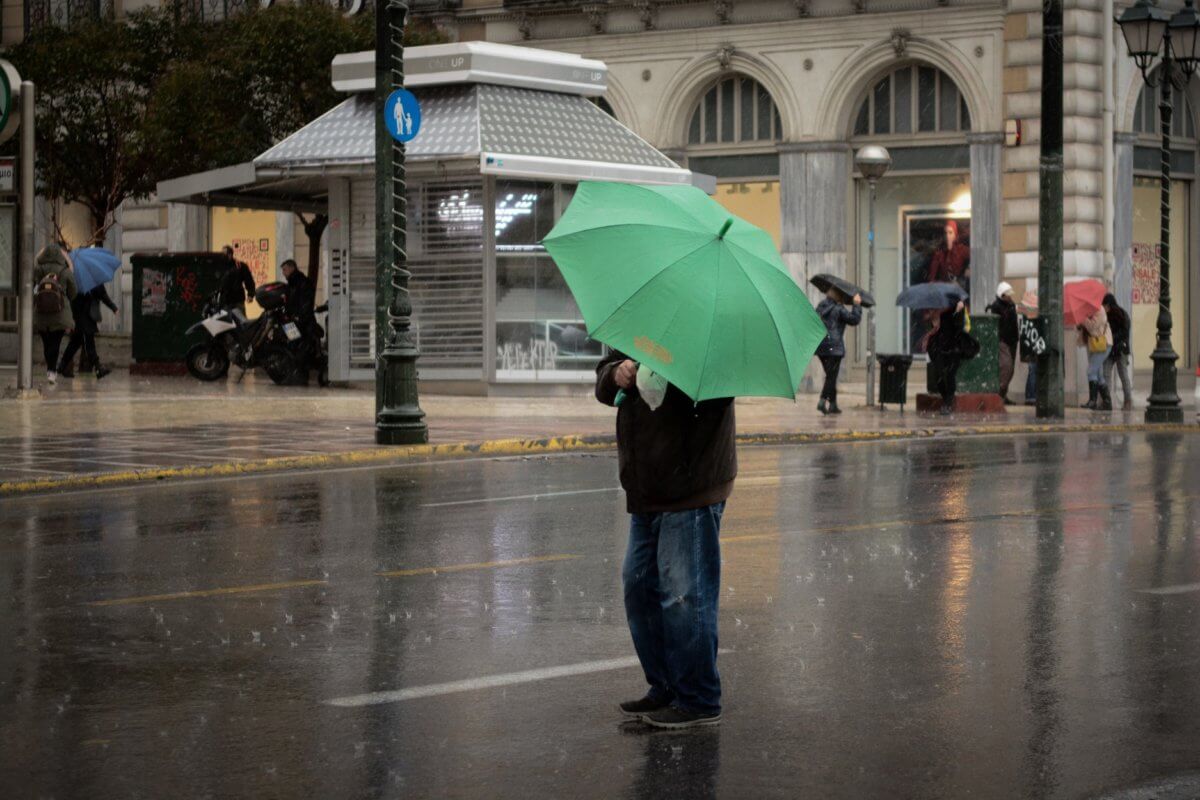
[1077,305,1112,410]
[813,284,862,415]
[58,247,121,380]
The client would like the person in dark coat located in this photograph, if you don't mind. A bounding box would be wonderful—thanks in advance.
[927,301,977,414]
[1101,293,1132,411]
[217,245,256,313]
[58,282,117,380]
[596,351,735,730]
[281,259,315,318]
[814,288,862,415]
[32,245,77,385]
[985,281,1019,404]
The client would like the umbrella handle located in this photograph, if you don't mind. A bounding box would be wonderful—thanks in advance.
[615,389,626,407]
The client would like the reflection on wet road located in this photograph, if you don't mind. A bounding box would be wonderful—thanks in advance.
[2,433,1199,799]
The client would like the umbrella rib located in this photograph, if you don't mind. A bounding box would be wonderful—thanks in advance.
[724,244,800,394]
[692,244,723,401]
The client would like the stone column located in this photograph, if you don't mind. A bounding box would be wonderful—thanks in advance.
[969,132,1003,312]
[167,203,209,252]
[1112,132,1136,317]
[779,142,850,286]
[779,142,850,390]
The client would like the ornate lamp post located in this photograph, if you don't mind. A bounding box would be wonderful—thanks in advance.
[855,145,891,408]
[375,0,428,444]
[1116,0,1200,423]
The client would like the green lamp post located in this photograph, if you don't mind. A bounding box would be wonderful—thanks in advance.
[375,0,428,444]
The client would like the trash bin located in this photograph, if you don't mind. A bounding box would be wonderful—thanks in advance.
[877,354,914,410]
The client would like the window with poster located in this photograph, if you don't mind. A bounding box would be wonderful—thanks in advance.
[494,180,603,381]
[900,207,971,357]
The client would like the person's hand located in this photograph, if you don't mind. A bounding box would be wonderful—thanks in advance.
[614,359,637,389]
[852,293,862,306]
[955,300,964,313]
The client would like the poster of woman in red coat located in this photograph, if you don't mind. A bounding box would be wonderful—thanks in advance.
[906,215,971,354]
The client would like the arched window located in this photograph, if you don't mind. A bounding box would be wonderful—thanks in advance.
[1133,81,1196,140]
[687,75,782,146]
[852,65,970,137]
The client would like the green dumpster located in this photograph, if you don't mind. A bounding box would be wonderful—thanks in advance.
[131,252,229,371]
[926,313,1000,395]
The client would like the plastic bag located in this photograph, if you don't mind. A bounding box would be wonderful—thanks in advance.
[636,364,668,411]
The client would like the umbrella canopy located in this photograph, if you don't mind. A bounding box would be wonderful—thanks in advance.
[71,247,122,295]
[895,281,967,311]
[1063,279,1107,326]
[809,273,875,308]
[543,181,827,401]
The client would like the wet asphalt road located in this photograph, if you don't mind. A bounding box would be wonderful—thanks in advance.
[2,432,1199,800]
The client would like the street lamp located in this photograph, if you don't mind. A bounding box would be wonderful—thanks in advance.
[855,144,891,409]
[1117,0,1199,423]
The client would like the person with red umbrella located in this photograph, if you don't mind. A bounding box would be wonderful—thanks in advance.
[1064,279,1112,410]
[1077,305,1112,410]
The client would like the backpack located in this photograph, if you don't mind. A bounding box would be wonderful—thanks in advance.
[34,273,66,315]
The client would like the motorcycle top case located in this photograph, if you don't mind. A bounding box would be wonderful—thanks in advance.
[255,281,289,310]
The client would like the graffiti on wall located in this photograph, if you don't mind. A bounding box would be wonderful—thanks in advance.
[230,238,274,288]
[498,340,559,371]
[1132,242,1161,305]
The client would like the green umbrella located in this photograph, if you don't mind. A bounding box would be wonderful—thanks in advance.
[544,181,827,401]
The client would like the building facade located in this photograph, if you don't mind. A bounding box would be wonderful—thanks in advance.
[2,0,1197,387]
[410,0,1198,383]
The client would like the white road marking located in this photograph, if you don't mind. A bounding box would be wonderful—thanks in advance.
[422,487,620,508]
[326,651,731,707]
[1138,582,1200,595]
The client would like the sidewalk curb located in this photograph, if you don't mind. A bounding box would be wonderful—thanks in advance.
[2,422,1196,497]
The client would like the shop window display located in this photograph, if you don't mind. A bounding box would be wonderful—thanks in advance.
[494,180,600,380]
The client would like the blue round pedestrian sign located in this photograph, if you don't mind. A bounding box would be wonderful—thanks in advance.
[384,88,421,143]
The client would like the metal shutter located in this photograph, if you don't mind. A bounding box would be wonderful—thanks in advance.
[347,177,485,374]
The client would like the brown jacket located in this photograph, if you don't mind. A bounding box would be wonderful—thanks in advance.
[596,351,737,514]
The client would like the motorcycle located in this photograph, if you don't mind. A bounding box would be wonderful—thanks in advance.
[277,301,330,387]
[185,282,301,385]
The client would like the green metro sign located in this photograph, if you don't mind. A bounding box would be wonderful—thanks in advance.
[0,60,21,146]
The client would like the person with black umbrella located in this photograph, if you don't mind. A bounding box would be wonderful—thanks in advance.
[814,287,862,415]
[926,300,979,414]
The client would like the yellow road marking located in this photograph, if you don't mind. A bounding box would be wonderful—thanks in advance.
[5,423,1196,496]
[88,579,329,607]
[720,533,778,544]
[377,554,580,578]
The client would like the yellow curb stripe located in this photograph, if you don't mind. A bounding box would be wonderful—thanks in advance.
[88,578,330,607]
[3,423,1195,497]
[377,554,580,578]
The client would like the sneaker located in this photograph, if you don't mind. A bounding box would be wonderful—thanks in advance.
[95,366,111,380]
[46,371,57,385]
[827,404,842,415]
[619,694,671,717]
[817,398,827,415]
[642,705,721,729]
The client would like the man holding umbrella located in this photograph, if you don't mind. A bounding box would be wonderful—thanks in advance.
[596,354,735,729]
[547,181,829,730]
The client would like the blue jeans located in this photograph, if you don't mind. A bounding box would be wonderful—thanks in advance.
[623,502,724,713]
[1087,349,1109,386]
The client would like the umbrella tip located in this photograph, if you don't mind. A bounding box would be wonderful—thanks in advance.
[717,218,733,239]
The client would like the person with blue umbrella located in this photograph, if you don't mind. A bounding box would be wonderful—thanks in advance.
[58,247,121,380]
